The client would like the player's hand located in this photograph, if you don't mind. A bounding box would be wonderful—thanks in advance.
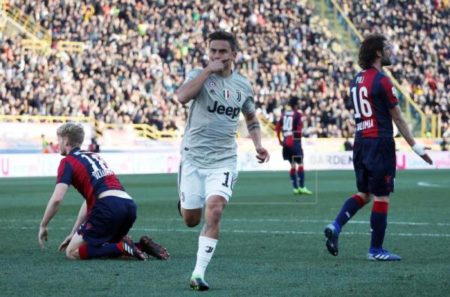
[58,234,72,252]
[207,60,225,73]
[256,147,270,163]
[419,153,433,165]
[38,226,48,249]
[412,143,433,165]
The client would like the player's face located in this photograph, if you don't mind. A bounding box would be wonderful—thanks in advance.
[208,40,235,69]
[381,42,394,66]
[57,135,68,156]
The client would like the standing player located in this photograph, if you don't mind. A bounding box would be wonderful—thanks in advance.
[276,96,312,195]
[38,122,170,261]
[324,34,433,261]
[175,31,270,290]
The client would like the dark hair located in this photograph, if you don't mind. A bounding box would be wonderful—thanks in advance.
[358,34,386,70]
[289,96,299,109]
[208,31,238,51]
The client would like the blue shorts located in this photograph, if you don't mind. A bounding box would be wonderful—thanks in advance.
[282,144,303,164]
[78,196,137,246]
[353,138,396,196]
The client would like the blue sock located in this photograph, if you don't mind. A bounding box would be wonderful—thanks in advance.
[370,201,388,250]
[79,242,124,259]
[333,195,366,233]
[297,166,305,188]
[290,168,298,189]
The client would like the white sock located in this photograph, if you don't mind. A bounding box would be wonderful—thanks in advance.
[192,236,218,278]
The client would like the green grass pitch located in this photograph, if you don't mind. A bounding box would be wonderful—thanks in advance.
[0,170,449,297]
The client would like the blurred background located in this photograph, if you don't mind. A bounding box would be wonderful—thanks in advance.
[0,0,448,177]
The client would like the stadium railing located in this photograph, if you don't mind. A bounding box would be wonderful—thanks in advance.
[21,39,52,55]
[55,41,85,54]
[1,0,52,45]
[0,115,179,140]
[325,0,440,139]
[0,114,92,124]
[1,2,85,55]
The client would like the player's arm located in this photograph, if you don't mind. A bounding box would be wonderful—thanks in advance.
[275,118,283,145]
[244,112,270,163]
[175,61,225,104]
[175,69,211,105]
[389,106,433,164]
[59,201,87,252]
[38,183,69,248]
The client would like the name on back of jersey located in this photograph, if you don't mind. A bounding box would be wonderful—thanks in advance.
[356,119,374,131]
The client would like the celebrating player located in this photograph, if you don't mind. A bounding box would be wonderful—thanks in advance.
[38,122,169,261]
[324,34,433,261]
[276,96,312,195]
[175,31,270,290]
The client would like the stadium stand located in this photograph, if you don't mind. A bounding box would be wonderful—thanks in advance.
[335,0,449,138]
[0,0,448,141]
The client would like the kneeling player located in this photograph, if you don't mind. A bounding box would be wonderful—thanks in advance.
[38,122,170,261]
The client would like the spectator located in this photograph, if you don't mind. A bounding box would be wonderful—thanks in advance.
[337,0,449,136]
[88,137,100,152]
[1,0,447,139]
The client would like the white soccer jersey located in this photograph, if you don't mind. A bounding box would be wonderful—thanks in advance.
[181,69,255,168]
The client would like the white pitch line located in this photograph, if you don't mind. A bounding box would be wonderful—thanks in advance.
[417,181,447,188]
[2,226,450,238]
[1,218,449,226]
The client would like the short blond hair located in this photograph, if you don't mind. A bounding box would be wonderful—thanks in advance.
[57,122,85,147]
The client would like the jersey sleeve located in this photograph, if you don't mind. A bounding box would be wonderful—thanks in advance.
[241,95,256,115]
[379,76,399,108]
[276,114,283,142]
[56,158,73,185]
[296,113,303,132]
[183,68,203,84]
[241,83,256,115]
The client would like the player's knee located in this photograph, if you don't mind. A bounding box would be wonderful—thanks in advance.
[184,216,201,227]
[206,205,224,224]
[356,192,371,203]
[65,248,79,260]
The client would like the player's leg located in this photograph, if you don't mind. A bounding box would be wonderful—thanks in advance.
[190,195,227,291]
[189,168,235,291]
[295,151,312,194]
[367,195,400,261]
[284,147,299,193]
[367,138,400,260]
[324,192,370,256]
[290,161,300,194]
[324,139,370,255]
[332,192,371,233]
[68,197,146,260]
[178,161,203,227]
[65,232,85,259]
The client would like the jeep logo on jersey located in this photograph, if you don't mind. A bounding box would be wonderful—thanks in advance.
[207,101,240,119]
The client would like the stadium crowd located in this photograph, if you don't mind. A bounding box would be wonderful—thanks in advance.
[337,0,450,136]
[0,0,448,138]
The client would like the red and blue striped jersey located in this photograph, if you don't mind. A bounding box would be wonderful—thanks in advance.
[56,148,124,213]
[350,68,399,138]
[276,109,303,148]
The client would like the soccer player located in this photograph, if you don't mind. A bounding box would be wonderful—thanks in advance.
[324,34,433,261]
[175,31,270,290]
[276,96,312,195]
[38,122,170,261]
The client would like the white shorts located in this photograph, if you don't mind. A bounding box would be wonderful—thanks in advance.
[178,160,238,210]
